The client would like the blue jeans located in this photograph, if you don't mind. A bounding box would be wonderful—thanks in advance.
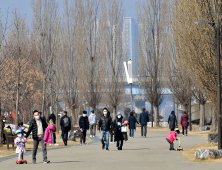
[129,129,134,137]
[100,130,110,148]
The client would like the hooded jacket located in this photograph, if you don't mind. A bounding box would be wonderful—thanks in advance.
[44,124,56,144]
[181,114,189,127]
[98,115,113,131]
[60,115,71,131]
[88,113,97,125]
[79,116,89,130]
[166,131,177,143]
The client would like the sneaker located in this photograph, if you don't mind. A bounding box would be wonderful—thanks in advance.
[32,161,36,164]
[64,142,67,146]
[93,135,95,137]
[106,148,109,151]
[110,142,115,144]
[102,144,105,150]
[43,160,50,164]
[84,143,88,145]
[90,135,92,137]
[186,134,188,136]
[54,143,60,146]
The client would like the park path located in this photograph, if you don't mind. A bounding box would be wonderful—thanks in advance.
[0,130,221,170]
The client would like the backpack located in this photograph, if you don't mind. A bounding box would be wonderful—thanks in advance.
[63,117,70,128]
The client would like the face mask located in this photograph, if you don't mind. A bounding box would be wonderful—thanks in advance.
[35,115,40,120]
[117,115,121,118]
[103,112,107,115]
[18,134,22,138]
[83,114,87,117]
[3,120,5,122]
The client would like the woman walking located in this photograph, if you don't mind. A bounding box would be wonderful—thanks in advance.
[168,111,177,131]
[181,111,189,136]
[128,112,139,138]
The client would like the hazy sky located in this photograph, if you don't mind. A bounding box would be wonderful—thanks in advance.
[0,0,137,23]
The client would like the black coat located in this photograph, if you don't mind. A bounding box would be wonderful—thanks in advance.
[2,121,5,134]
[128,115,139,129]
[168,114,177,130]
[112,116,128,142]
[139,112,149,125]
[49,113,56,124]
[98,115,113,131]
[79,116,89,130]
[60,115,71,131]
[26,118,47,139]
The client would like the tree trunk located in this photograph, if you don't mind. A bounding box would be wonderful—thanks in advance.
[113,106,117,119]
[183,104,188,113]
[199,103,205,127]
[15,64,20,130]
[41,76,46,116]
[154,106,159,127]
[211,106,216,132]
[0,94,2,145]
[175,103,178,119]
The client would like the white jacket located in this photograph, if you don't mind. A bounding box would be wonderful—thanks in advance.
[88,113,97,125]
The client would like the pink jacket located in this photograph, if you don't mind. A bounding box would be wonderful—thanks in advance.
[44,125,55,144]
[166,131,177,143]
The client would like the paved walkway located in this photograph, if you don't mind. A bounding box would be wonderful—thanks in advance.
[0,130,222,170]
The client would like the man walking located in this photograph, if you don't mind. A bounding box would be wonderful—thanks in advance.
[88,110,97,137]
[26,110,50,164]
[79,111,89,145]
[98,108,113,150]
[60,111,71,146]
[139,108,149,138]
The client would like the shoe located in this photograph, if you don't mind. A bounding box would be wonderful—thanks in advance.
[64,142,67,146]
[119,147,122,150]
[84,143,88,145]
[118,147,120,150]
[49,144,53,146]
[110,142,115,144]
[93,135,95,137]
[32,161,36,164]
[102,144,105,150]
[54,143,60,146]
[90,135,92,137]
[21,160,27,164]
[43,160,50,164]
[80,143,82,145]
[106,148,109,151]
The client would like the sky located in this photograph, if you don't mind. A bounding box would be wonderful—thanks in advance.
[0,0,137,23]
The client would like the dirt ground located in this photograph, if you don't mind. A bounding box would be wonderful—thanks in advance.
[0,132,91,158]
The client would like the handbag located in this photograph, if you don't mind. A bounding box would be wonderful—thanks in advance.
[121,126,127,132]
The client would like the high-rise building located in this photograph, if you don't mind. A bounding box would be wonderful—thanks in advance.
[122,17,137,77]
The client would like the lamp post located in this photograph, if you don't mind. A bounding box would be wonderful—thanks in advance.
[194,20,221,149]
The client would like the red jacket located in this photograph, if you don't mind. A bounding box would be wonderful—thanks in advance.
[181,114,189,127]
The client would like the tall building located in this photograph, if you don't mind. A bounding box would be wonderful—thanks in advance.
[122,17,137,77]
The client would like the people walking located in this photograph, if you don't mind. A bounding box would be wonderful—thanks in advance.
[44,119,56,145]
[128,111,139,138]
[2,116,6,144]
[26,110,50,164]
[98,108,113,150]
[48,113,59,146]
[168,111,177,131]
[180,111,189,136]
[79,111,89,145]
[139,108,149,137]
[60,111,71,146]
[113,112,128,150]
[88,110,97,137]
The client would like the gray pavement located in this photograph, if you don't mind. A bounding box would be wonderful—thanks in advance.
[0,130,222,170]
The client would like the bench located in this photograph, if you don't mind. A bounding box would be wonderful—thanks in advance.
[4,130,16,150]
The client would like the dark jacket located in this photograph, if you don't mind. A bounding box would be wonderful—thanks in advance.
[181,114,189,127]
[128,115,139,129]
[79,116,89,130]
[26,118,47,139]
[49,113,56,124]
[2,121,5,134]
[98,115,113,131]
[139,112,149,125]
[112,116,128,141]
[168,114,177,130]
[60,115,71,131]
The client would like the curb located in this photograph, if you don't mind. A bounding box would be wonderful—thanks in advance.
[0,134,100,163]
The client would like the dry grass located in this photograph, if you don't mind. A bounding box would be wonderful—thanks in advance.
[0,132,91,158]
[182,142,222,162]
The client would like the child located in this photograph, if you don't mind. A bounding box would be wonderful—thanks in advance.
[14,129,27,164]
[44,119,56,146]
[166,128,180,151]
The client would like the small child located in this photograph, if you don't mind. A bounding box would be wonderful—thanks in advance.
[166,128,180,151]
[44,119,56,145]
[14,129,27,164]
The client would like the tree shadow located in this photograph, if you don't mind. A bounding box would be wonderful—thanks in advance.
[52,161,82,163]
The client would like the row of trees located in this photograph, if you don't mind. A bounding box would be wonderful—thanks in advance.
[0,0,128,144]
[136,0,219,128]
